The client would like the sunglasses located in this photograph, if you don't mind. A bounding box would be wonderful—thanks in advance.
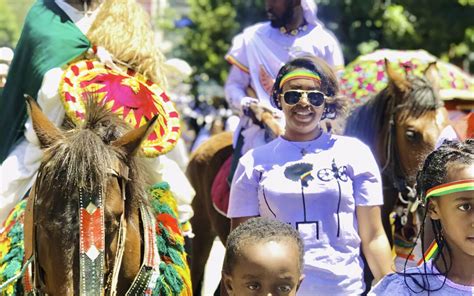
[280,89,327,107]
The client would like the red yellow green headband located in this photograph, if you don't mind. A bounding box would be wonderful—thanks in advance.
[425,179,474,202]
[279,70,321,88]
[417,179,474,266]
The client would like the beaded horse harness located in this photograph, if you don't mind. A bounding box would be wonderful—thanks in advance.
[22,165,161,295]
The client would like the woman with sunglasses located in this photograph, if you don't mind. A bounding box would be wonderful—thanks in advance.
[226,55,393,295]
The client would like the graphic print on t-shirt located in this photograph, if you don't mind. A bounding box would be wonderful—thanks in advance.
[284,162,314,187]
[281,159,348,237]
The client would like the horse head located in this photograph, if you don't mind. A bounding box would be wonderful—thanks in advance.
[26,95,156,295]
[344,59,450,249]
[383,59,449,188]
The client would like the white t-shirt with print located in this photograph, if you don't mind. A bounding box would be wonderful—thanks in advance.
[228,132,383,295]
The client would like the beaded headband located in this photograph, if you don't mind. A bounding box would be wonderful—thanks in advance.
[425,179,474,202]
[279,70,321,89]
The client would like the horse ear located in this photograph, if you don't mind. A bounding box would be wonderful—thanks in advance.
[112,115,158,156]
[424,61,440,91]
[25,95,64,149]
[385,58,411,95]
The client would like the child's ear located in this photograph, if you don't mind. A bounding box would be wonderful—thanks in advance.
[428,200,441,220]
[222,271,234,295]
[296,273,305,292]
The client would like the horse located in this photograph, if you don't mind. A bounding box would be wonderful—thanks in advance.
[0,97,191,295]
[187,104,283,294]
[187,131,233,293]
[344,60,449,269]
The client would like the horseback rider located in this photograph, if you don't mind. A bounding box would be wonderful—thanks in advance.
[0,0,195,237]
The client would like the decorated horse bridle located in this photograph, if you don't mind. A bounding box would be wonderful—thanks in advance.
[77,167,129,296]
[22,165,161,295]
[382,103,420,241]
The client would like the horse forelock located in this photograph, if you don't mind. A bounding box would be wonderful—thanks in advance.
[36,102,148,210]
[396,75,444,121]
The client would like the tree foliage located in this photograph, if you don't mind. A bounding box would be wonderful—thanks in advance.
[176,0,239,84]
[1,0,36,47]
[176,0,472,87]
[317,0,473,69]
[0,0,19,47]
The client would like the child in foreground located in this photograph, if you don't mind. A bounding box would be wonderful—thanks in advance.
[222,217,305,296]
[370,139,474,295]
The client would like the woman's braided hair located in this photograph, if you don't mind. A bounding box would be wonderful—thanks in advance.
[402,139,473,293]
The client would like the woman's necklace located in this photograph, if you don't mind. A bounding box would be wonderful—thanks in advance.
[284,128,323,156]
[287,141,314,156]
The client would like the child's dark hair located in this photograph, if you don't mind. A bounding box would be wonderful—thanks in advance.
[223,217,304,274]
[417,139,473,196]
[403,139,473,293]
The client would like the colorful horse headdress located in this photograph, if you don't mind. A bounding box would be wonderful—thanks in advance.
[60,59,181,157]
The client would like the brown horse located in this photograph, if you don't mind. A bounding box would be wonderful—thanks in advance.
[187,131,233,293]
[23,97,190,295]
[187,105,283,294]
[345,60,449,251]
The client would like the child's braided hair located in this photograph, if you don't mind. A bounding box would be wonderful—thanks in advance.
[402,139,473,293]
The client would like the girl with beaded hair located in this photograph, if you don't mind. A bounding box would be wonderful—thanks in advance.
[227,55,393,295]
[370,139,474,295]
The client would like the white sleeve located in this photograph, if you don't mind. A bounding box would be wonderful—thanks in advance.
[225,65,252,113]
[0,67,66,224]
[157,155,196,223]
[322,29,344,71]
[24,68,66,145]
[227,152,260,218]
[435,125,459,148]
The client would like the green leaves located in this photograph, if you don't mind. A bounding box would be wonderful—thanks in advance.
[317,0,472,71]
[177,0,238,84]
[0,0,19,47]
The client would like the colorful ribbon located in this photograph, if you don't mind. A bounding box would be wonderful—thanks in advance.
[425,179,474,202]
[279,70,321,88]
[417,240,439,266]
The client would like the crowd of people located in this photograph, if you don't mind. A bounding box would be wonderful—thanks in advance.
[0,0,472,295]
[223,52,473,295]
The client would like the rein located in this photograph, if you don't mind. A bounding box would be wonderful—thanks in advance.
[381,104,418,226]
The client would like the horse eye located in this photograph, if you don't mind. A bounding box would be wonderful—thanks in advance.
[405,129,420,141]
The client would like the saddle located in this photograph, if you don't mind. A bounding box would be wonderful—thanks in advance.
[211,155,233,216]
[452,112,473,140]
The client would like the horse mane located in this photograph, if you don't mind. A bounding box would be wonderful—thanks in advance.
[37,99,150,216]
[344,75,444,149]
